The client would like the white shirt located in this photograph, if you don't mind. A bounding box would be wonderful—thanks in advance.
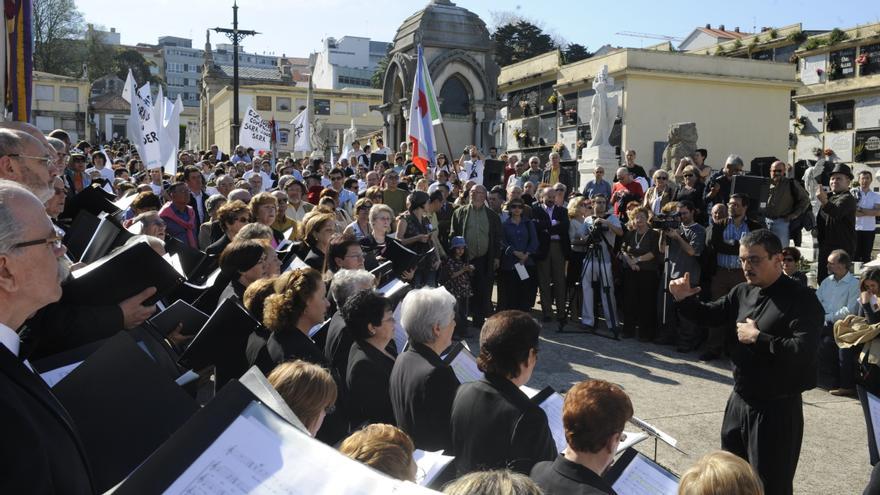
[374,146,393,156]
[0,321,20,357]
[460,159,484,185]
[149,182,164,196]
[852,187,880,232]
[191,191,206,221]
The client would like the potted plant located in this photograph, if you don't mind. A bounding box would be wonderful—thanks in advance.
[855,142,867,162]
[547,93,558,110]
[552,142,565,155]
[793,115,808,133]
[563,108,578,125]
[518,99,529,117]
[514,128,529,147]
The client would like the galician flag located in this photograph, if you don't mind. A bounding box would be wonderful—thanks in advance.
[407,44,438,174]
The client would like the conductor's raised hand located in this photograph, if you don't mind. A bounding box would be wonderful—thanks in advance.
[119,286,158,329]
[668,273,701,301]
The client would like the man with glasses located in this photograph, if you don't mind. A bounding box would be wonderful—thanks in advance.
[521,156,544,187]
[0,179,94,493]
[242,159,270,192]
[159,182,199,248]
[670,229,823,495]
[703,193,762,361]
[581,194,622,333]
[329,168,356,216]
[852,170,880,263]
[582,166,611,199]
[705,154,744,210]
[765,160,810,248]
[542,152,574,194]
[533,186,570,330]
[0,128,57,202]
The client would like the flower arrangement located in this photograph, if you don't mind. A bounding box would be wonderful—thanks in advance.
[552,142,565,153]
[793,115,808,133]
[565,108,577,117]
[816,67,825,76]
[576,139,586,151]
[547,94,558,105]
[824,148,834,157]
[518,100,528,110]
[513,128,529,141]
[857,53,869,66]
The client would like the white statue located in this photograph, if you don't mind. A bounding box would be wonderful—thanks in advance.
[340,119,358,160]
[310,118,325,152]
[587,65,618,149]
[490,107,507,152]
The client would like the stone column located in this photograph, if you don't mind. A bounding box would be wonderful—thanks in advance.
[474,105,485,149]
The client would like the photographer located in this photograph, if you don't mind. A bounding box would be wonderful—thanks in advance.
[655,200,706,351]
[579,194,622,332]
[458,145,484,186]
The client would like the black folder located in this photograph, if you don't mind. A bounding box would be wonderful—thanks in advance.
[148,299,210,336]
[80,216,124,263]
[383,238,434,275]
[164,236,209,280]
[61,239,185,306]
[370,152,387,167]
[51,332,199,493]
[63,210,101,261]
[177,298,262,387]
[59,184,120,222]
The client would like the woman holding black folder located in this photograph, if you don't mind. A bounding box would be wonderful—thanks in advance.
[450,310,556,476]
[342,290,397,426]
[395,191,437,287]
[261,268,330,368]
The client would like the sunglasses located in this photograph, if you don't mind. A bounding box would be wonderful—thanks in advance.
[656,177,668,181]
[683,173,694,178]
[508,204,523,209]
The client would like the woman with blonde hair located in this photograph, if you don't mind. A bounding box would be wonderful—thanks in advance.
[673,164,706,224]
[268,360,337,437]
[339,424,417,482]
[678,450,764,495]
[619,206,660,341]
[443,470,542,495]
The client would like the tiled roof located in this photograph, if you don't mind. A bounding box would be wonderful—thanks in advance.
[698,27,751,39]
[90,93,130,112]
[215,64,285,82]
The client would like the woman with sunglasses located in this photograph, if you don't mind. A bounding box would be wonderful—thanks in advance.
[497,198,538,311]
[781,247,807,287]
[343,197,373,241]
[673,164,707,225]
[643,170,674,216]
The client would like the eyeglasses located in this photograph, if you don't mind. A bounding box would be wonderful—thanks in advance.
[4,153,55,168]
[683,173,694,178]
[508,204,523,209]
[11,234,63,250]
[656,176,668,181]
[738,255,770,266]
[344,252,365,259]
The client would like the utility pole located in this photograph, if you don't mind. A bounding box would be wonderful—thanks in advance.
[213,1,258,148]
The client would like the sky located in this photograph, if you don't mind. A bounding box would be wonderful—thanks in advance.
[76,0,880,57]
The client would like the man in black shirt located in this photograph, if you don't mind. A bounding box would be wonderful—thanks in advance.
[815,162,857,282]
[704,154,743,210]
[669,229,823,495]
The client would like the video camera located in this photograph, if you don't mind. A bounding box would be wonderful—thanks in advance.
[650,212,681,231]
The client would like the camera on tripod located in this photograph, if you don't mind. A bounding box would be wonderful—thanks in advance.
[650,212,681,231]
[584,221,608,246]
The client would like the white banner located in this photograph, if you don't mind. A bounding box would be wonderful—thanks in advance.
[239,106,273,152]
[123,70,162,170]
[161,95,183,175]
[290,109,311,152]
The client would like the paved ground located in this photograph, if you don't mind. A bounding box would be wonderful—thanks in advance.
[482,324,871,494]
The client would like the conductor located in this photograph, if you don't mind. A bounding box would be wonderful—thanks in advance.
[668,229,823,495]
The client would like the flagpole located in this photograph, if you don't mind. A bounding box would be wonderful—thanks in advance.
[437,122,454,162]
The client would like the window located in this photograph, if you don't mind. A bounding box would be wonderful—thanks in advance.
[337,75,372,87]
[826,100,854,131]
[276,97,291,111]
[351,102,369,117]
[333,102,348,115]
[439,77,470,116]
[295,98,307,111]
[35,85,53,101]
[256,96,272,111]
[61,119,77,131]
[314,98,331,115]
[829,48,856,80]
[279,129,290,145]
[855,129,880,162]
[860,44,880,76]
[183,78,189,86]
[59,86,78,103]
[34,115,54,131]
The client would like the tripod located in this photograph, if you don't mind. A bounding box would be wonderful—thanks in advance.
[577,227,619,339]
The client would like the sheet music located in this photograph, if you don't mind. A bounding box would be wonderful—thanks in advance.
[392,304,407,356]
[448,347,482,384]
[520,385,566,453]
[163,414,429,495]
[610,452,679,495]
[514,263,529,281]
[40,361,83,388]
[629,416,677,448]
[412,450,454,487]
[868,391,880,453]
[379,278,407,296]
[618,432,649,454]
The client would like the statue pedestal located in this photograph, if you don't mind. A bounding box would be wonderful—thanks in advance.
[578,146,618,189]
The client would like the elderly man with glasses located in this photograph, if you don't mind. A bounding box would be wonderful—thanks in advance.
[705,154,744,210]
[765,160,810,248]
[0,128,58,202]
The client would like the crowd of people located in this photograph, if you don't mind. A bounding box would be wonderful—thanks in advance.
[2,122,879,494]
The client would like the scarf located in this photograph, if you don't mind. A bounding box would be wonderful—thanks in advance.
[159,203,197,248]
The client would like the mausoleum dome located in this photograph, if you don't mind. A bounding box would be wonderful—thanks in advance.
[391,0,491,54]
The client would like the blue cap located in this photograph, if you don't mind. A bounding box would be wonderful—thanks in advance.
[451,236,466,249]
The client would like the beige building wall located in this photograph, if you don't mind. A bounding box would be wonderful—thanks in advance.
[624,74,792,169]
[31,71,91,141]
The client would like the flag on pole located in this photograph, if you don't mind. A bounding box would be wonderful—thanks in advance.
[407,45,438,174]
[419,48,442,126]
[161,95,183,175]
[123,70,163,170]
[6,0,33,121]
[290,109,311,153]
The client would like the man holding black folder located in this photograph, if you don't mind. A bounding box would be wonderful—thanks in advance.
[0,180,94,493]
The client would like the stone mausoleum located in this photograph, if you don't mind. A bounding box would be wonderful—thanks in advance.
[379,0,499,157]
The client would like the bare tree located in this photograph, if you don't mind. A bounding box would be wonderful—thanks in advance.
[34,0,85,75]
[489,10,568,47]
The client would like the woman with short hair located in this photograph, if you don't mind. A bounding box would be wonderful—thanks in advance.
[268,360,337,437]
[343,198,373,241]
[677,450,764,495]
[198,194,228,248]
[339,424,417,482]
[620,206,660,341]
[781,247,807,287]
[443,470,543,495]
[450,310,556,476]
[218,239,267,303]
[206,200,251,256]
[342,290,397,426]
[361,204,395,271]
[674,164,707,225]
[396,191,435,287]
[389,287,460,452]
[249,192,284,247]
[531,379,634,494]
